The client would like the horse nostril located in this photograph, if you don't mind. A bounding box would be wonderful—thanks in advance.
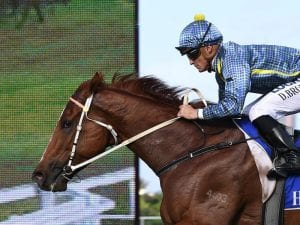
[32,170,45,185]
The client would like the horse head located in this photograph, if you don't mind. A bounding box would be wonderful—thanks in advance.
[32,71,192,191]
[32,72,116,191]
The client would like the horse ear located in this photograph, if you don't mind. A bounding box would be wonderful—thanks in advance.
[92,72,104,82]
[90,72,104,93]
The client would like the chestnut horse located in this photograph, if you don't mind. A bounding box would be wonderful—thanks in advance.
[32,73,300,225]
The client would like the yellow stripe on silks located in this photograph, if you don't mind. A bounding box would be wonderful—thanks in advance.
[217,59,225,82]
[252,69,300,77]
[217,59,222,74]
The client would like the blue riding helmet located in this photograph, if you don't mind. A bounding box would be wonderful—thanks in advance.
[176,14,223,55]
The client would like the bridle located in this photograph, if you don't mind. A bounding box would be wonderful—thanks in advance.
[62,89,208,177]
[64,94,118,171]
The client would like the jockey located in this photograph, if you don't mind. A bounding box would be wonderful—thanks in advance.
[176,14,300,177]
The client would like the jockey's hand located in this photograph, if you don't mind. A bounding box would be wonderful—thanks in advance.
[177,104,198,120]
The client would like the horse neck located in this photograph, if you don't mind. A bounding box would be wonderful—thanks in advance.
[94,89,199,170]
[94,89,241,175]
[98,89,177,131]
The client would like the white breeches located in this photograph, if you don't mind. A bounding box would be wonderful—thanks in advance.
[243,78,300,122]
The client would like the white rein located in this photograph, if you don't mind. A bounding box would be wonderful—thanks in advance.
[63,88,207,175]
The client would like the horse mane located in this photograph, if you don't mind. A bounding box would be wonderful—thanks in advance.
[110,73,184,106]
[109,74,235,128]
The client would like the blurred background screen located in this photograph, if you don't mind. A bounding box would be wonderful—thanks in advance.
[0,0,137,224]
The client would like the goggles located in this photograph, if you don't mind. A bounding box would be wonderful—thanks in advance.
[176,22,212,60]
[186,48,201,60]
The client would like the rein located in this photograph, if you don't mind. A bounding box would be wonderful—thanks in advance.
[155,137,256,176]
[63,88,207,176]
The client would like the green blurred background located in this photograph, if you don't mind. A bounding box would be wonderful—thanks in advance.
[0,0,136,224]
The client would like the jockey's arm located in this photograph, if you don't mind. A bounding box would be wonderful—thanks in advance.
[178,70,250,120]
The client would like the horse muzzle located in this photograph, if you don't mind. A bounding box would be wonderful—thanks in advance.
[32,168,69,192]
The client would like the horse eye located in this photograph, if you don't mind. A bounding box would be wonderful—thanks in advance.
[62,120,72,129]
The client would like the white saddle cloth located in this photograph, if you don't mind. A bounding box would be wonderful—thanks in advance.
[236,124,276,203]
